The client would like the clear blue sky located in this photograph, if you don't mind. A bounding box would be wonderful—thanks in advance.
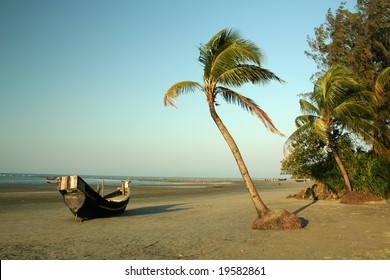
[0,0,355,178]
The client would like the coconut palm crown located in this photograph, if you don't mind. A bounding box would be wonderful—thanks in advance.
[164,28,284,136]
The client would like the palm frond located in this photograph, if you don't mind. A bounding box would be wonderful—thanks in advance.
[216,65,283,87]
[344,89,373,104]
[290,114,328,146]
[299,99,321,116]
[315,64,361,111]
[312,118,329,144]
[374,67,390,103]
[286,121,312,142]
[198,28,242,78]
[285,116,329,158]
[217,87,284,136]
[295,114,319,127]
[333,101,374,120]
[164,81,203,107]
[345,117,387,153]
[210,41,263,78]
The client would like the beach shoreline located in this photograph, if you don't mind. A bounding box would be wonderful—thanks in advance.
[0,179,389,260]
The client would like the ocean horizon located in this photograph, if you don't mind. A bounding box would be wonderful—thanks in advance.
[0,172,250,188]
[0,172,289,188]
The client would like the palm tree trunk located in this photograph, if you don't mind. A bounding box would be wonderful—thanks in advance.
[331,147,353,193]
[208,102,270,217]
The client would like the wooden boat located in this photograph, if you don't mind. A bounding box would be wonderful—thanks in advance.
[57,175,131,221]
[46,179,58,184]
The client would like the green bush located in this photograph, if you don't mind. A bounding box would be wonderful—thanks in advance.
[282,135,390,197]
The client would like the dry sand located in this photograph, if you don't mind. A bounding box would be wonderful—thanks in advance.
[0,180,389,260]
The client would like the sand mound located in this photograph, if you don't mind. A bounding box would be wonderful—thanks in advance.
[251,209,303,230]
[340,191,383,204]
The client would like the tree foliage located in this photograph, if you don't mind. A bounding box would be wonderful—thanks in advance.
[281,129,328,179]
[282,132,390,197]
[306,0,390,87]
[284,65,383,193]
[285,0,390,198]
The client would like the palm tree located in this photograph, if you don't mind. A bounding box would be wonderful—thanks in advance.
[287,64,377,193]
[164,28,302,230]
[372,67,390,156]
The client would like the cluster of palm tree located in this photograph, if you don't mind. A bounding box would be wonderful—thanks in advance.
[163,28,389,230]
[286,65,389,194]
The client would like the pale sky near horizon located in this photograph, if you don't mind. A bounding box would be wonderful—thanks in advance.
[0,0,356,178]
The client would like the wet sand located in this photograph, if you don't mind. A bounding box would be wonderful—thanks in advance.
[0,180,389,260]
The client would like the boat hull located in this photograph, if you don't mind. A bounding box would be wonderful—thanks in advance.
[58,176,130,221]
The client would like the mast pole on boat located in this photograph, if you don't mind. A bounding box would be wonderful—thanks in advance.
[102,177,104,196]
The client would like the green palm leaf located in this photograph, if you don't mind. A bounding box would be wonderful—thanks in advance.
[314,64,362,112]
[285,121,313,148]
[333,101,373,120]
[374,66,390,103]
[312,118,329,143]
[163,81,203,107]
[289,115,328,145]
[294,114,319,127]
[299,99,321,116]
[217,87,284,136]
[217,65,283,87]
[210,41,263,77]
[198,29,242,78]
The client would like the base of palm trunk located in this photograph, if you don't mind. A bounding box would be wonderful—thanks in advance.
[339,191,383,204]
[252,209,303,230]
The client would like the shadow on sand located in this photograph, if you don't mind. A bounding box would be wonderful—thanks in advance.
[293,200,318,228]
[124,203,190,216]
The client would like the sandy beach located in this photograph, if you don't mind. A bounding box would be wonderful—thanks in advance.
[0,180,389,260]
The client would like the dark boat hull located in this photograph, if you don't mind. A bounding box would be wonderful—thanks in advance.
[58,176,130,221]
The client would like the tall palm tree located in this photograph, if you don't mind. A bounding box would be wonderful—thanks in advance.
[287,64,377,193]
[164,28,302,229]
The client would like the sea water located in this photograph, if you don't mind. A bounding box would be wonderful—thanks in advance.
[0,173,234,188]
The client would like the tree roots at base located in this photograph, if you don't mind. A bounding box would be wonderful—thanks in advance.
[339,191,383,204]
[252,209,303,230]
